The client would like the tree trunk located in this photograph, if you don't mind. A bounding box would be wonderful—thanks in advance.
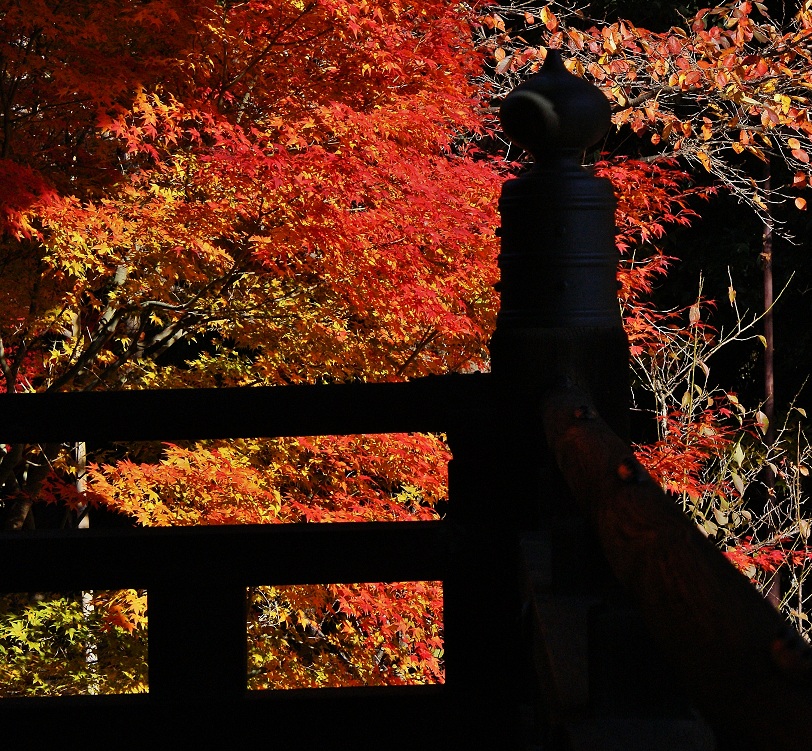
[762,163,780,608]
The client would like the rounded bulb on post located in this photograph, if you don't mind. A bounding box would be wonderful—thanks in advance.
[498,50,612,164]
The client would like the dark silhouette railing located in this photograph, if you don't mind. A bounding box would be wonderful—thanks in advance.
[2,52,810,749]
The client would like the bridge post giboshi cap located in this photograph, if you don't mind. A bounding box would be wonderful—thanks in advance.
[498,49,612,163]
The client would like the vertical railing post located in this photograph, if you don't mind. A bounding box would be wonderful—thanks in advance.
[488,52,717,748]
[491,50,631,743]
[445,50,626,746]
[147,540,247,709]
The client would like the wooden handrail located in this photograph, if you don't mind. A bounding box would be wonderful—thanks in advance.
[0,522,448,591]
[0,374,498,442]
[542,383,812,747]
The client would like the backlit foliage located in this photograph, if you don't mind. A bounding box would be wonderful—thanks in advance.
[0,0,496,692]
[478,1,812,227]
[0,590,147,696]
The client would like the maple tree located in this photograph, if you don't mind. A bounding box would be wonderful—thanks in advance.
[1,0,501,399]
[0,589,148,696]
[0,0,500,693]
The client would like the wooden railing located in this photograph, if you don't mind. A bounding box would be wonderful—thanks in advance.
[0,375,512,747]
[539,384,812,749]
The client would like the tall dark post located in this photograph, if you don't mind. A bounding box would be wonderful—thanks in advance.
[488,52,811,750]
[444,52,632,747]
[490,51,630,600]
[480,52,693,746]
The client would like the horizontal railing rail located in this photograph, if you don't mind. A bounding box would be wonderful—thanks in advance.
[0,373,501,442]
[0,522,449,592]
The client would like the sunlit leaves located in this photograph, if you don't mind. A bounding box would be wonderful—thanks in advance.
[247,580,443,689]
[0,0,500,398]
[87,433,449,526]
[0,0,500,691]
[477,1,812,223]
[0,590,147,697]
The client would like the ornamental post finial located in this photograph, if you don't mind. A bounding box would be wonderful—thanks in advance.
[499,49,612,165]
